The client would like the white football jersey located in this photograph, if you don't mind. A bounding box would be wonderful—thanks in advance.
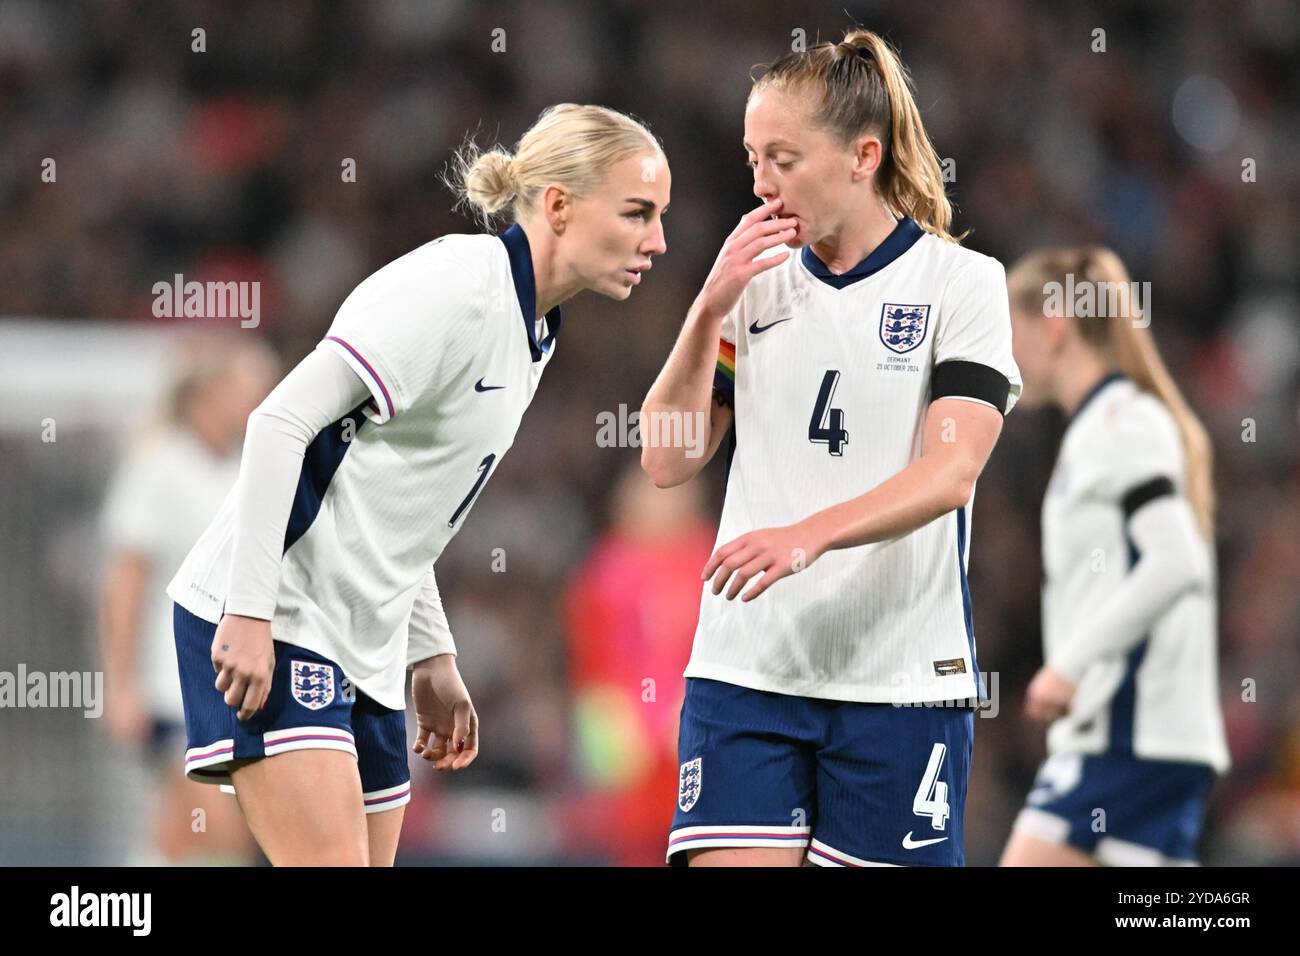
[685,217,1022,704]
[102,426,241,721]
[1041,375,1230,771]
[167,225,560,709]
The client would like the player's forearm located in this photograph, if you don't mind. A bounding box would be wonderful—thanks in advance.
[98,554,147,686]
[1048,498,1208,681]
[1047,566,1188,682]
[640,299,723,483]
[223,407,312,620]
[803,452,977,554]
[406,566,457,666]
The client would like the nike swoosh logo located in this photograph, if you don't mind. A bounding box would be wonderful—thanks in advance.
[749,316,793,334]
[474,377,505,392]
[901,832,949,849]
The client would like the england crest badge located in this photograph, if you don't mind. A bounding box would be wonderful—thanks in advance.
[291,660,335,711]
[879,303,931,354]
[678,757,702,812]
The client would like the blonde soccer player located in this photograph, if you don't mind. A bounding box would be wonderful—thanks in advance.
[167,104,670,866]
[642,29,1021,867]
[999,246,1229,867]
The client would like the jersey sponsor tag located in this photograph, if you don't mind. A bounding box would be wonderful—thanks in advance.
[932,658,967,676]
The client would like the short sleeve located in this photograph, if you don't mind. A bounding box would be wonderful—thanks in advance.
[712,307,739,408]
[317,238,484,424]
[1081,397,1185,506]
[930,256,1023,415]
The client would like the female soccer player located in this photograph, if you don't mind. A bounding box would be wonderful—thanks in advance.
[100,333,271,864]
[641,29,1021,867]
[999,246,1230,867]
[166,104,670,866]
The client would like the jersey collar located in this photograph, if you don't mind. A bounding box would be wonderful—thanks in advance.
[1066,371,1127,428]
[800,216,925,289]
[498,223,563,362]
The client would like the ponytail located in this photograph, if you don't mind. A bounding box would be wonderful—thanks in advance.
[752,28,961,242]
[447,104,663,230]
[1008,246,1216,537]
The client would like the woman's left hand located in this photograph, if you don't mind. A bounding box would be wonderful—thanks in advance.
[702,520,830,602]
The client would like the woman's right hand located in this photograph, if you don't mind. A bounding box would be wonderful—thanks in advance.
[211,614,276,721]
[695,198,798,320]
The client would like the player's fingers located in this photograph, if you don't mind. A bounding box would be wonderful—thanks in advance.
[451,731,479,770]
[710,547,757,595]
[412,725,430,754]
[726,556,770,600]
[433,737,459,770]
[738,227,795,265]
[701,537,745,580]
[450,713,479,770]
[236,676,263,722]
[747,250,793,277]
[429,729,454,763]
[735,217,797,252]
[734,215,798,247]
[732,198,784,234]
[741,566,780,601]
[223,672,250,712]
[213,663,235,694]
[736,227,797,266]
[451,702,472,754]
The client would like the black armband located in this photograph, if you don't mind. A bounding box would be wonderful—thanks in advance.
[930,360,1011,414]
[1121,476,1176,521]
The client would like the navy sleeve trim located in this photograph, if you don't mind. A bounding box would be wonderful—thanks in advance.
[930,360,1011,414]
[1121,476,1176,521]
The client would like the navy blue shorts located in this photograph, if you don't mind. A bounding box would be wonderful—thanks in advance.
[173,602,411,814]
[1012,752,1214,865]
[668,677,975,866]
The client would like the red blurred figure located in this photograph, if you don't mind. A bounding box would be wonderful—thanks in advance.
[562,463,716,865]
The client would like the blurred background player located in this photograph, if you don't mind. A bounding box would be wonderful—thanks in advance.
[98,331,275,864]
[643,29,1021,867]
[165,104,670,865]
[562,463,713,865]
[1000,247,1231,866]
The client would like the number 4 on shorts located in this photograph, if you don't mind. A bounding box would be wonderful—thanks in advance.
[913,742,950,831]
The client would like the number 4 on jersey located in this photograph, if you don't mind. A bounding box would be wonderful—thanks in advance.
[808,370,849,456]
[913,742,951,831]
